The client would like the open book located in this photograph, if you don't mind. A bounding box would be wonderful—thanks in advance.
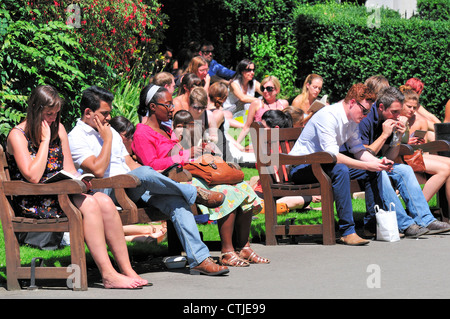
[307,95,328,113]
[43,170,95,184]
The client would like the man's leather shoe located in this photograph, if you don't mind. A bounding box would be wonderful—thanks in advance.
[195,187,225,208]
[426,220,450,235]
[338,233,370,246]
[190,257,229,276]
[404,224,429,238]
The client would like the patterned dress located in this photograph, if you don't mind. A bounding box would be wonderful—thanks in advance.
[7,127,65,219]
[132,124,263,221]
[190,177,262,221]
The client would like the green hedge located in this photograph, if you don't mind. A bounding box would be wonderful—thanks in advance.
[294,2,449,119]
[416,0,450,21]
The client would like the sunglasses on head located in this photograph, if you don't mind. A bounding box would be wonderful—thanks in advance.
[260,85,275,93]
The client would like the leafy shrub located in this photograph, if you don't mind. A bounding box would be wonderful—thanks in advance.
[0,1,114,144]
[222,0,300,98]
[110,78,146,125]
[250,28,298,98]
[27,0,168,76]
[294,2,449,118]
[416,0,450,21]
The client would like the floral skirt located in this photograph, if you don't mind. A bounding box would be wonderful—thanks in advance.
[188,177,263,220]
[14,195,65,219]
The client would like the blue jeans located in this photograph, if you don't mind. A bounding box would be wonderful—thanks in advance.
[105,166,210,268]
[379,164,436,232]
[290,163,379,236]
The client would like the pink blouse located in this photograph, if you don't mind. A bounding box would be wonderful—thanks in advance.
[132,123,190,171]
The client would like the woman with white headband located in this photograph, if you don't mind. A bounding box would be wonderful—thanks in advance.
[133,84,270,267]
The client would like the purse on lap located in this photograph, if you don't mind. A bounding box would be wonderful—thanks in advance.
[183,154,244,186]
[403,149,426,172]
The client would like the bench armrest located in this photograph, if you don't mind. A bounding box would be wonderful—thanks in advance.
[90,174,141,189]
[276,151,337,166]
[410,140,450,153]
[3,179,87,196]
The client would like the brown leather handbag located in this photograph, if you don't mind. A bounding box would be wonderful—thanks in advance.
[184,154,244,186]
[403,149,426,172]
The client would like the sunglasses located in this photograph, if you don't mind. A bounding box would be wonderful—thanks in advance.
[260,85,275,93]
[175,122,194,128]
[156,102,174,111]
[356,101,371,116]
[202,50,214,55]
[191,105,207,111]
[244,68,255,72]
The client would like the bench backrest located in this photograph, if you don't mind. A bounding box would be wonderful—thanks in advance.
[0,144,10,183]
[250,121,302,185]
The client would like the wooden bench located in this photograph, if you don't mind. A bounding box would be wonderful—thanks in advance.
[250,122,450,246]
[0,145,187,290]
[250,122,365,245]
[0,145,88,290]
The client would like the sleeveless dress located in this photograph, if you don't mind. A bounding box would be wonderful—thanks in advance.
[254,98,285,122]
[223,79,256,114]
[7,127,65,219]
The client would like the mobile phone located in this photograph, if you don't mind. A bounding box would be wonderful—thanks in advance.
[413,130,427,139]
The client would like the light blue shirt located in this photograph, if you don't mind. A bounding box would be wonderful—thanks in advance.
[289,102,365,156]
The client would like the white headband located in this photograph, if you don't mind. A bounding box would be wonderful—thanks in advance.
[145,85,161,106]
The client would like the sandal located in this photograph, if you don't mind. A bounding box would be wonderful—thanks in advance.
[219,251,250,267]
[238,246,270,264]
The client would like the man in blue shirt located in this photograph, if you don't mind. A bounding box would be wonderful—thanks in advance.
[199,42,235,81]
[356,86,450,237]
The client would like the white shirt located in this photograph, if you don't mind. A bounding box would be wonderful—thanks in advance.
[68,119,130,177]
[223,79,256,113]
[289,102,365,156]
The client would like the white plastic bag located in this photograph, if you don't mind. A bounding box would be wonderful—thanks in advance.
[375,203,400,242]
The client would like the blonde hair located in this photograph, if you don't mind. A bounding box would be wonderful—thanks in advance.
[151,71,174,87]
[364,75,389,96]
[261,75,281,92]
[189,86,208,107]
[295,74,323,108]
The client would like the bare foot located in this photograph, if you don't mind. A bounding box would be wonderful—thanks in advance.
[121,269,149,287]
[103,273,144,289]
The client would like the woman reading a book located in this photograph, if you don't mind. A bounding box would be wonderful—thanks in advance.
[236,75,288,147]
[291,73,324,114]
[6,85,148,289]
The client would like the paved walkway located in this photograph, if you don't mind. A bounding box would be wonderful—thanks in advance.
[1,233,450,301]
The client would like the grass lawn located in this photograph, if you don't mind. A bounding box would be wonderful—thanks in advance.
[0,167,436,287]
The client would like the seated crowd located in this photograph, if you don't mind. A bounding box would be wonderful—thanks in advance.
[5,41,450,288]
